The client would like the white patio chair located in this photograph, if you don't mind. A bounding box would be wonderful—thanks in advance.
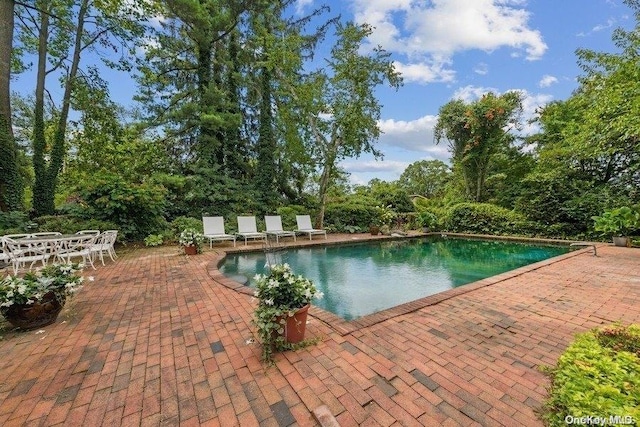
[0,237,11,267]
[57,234,97,269]
[4,238,53,274]
[90,230,118,264]
[295,215,327,240]
[236,216,266,246]
[265,216,296,243]
[102,230,118,260]
[203,216,236,247]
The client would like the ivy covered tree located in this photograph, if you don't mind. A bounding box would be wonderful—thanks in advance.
[434,92,523,203]
[0,0,23,211]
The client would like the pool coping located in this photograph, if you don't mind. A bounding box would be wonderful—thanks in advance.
[207,233,605,336]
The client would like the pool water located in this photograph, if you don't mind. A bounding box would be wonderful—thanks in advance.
[220,237,570,320]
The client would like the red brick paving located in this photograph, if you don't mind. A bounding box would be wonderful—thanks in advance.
[0,235,639,426]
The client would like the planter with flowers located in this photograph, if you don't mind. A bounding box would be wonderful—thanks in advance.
[179,228,204,255]
[253,263,323,363]
[0,263,87,329]
[371,205,396,235]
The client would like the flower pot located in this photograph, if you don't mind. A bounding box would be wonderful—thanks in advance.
[276,304,310,344]
[184,245,198,255]
[369,226,380,236]
[0,291,65,330]
[613,236,630,247]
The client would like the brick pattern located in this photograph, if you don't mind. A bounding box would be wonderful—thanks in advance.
[0,239,638,426]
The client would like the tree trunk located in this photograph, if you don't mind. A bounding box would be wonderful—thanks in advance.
[0,0,23,211]
[316,144,337,229]
[32,0,89,216]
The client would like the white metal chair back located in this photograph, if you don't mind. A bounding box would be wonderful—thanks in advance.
[58,234,96,269]
[31,232,62,237]
[4,238,53,274]
[90,231,118,265]
[3,233,33,240]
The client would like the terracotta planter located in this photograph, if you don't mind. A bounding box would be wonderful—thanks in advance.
[1,292,65,330]
[276,304,310,344]
[184,245,198,255]
[369,226,380,236]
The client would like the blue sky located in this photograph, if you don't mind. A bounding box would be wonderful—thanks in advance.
[315,0,634,185]
[12,0,634,186]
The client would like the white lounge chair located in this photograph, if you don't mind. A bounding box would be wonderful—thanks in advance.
[264,216,296,243]
[203,216,236,247]
[236,216,266,245]
[295,215,327,240]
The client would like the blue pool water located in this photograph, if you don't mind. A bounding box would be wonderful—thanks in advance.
[220,237,570,320]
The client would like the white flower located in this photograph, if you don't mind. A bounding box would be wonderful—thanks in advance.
[315,291,324,300]
[88,276,95,282]
[264,298,274,306]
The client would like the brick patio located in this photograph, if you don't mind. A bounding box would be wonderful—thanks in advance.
[0,235,639,426]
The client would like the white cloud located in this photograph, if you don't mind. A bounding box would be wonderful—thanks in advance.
[392,60,455,84]
[295,0,313,15]
[340,159,410,174]
[538,74,558,88]
[474,62,489,75]
[352,0,547,64]
[577,18,616,37]
[377,115,442,154]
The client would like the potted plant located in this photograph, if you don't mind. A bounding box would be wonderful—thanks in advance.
[253,263,323,363]
[179,228,204,255]
[0,263,88,329]
[592,206,640,247]
[371,205,396,235]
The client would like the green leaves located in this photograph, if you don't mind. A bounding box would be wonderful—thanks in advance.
[541,324,640,426]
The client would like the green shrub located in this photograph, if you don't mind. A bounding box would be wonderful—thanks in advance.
[444,203,525,235]
[74,173,168,241]
[0,211,33,233]
[170,216,203,240]
[33,215,118,237]
[324,202,378,230]
[144,234,164,247]
[540,324,640,426]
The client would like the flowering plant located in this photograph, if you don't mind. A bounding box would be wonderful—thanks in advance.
[253,263,323,362]
[0,263,88,309]
[178,228,204,251]
[372,205,396,227]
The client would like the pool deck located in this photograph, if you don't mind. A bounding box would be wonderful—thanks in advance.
[1,234,639,426]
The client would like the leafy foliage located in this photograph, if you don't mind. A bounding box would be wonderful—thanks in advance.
[253,263,323,363]
[445,203,526,235]
[74,173,167,241]
[540,324,640,426]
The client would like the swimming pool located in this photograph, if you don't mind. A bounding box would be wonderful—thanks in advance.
[220,236,570,320]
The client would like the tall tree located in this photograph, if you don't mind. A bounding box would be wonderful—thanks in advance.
[0,0,23,211]
[280,22,402,227]
[16,0,148,216]
[434,92,522,202]
[398,160,451,198]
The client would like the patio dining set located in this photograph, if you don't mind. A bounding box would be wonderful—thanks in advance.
[0,230,118,274]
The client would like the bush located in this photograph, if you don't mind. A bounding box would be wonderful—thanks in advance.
[33,215,118,237]
[74,173,168,241]
[0,211,33,234]
[170,216,203,241]
[540,324,640,426]
[144,234,164,247]
[324,202,378,231]
[445,203,526,235]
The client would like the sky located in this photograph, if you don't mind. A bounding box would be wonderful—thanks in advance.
[310,0,634,185]
[12,0,636,186]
